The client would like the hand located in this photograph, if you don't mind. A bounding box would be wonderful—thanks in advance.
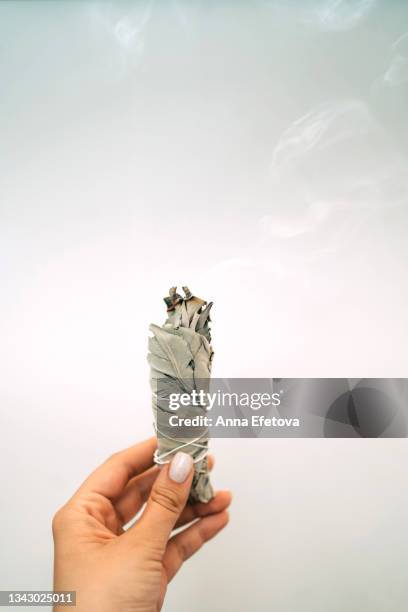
[52,437,231,612]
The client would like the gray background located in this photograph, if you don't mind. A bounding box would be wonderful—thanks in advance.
[1,1,408,610]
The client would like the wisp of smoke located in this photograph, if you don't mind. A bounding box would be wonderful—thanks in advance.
[270,100,372,176]
[265,99,408,242]
[383,32,408,87]
[90,1,153,75]
[306,0,376,31]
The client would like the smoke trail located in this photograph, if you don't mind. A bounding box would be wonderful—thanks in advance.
[171,0,202,29]
[270,100,370,175]
[383,32,408,87]
[266,99,408,242]
[90,1,153,75]
[307,0,376,31]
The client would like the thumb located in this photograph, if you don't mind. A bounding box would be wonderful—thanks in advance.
[131,452,194,551]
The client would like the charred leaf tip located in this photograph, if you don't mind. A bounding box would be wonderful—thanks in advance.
[182,286,193,300]
[164,286,184,310]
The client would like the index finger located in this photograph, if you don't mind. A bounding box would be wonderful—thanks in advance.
[75,437,157,500]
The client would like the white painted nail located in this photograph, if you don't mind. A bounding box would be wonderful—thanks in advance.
[169,452,193,483]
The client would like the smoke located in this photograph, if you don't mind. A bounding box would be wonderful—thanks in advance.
[264,99,408,242]
[171,0,203,29]
[370,32,408,148]
[257,0,376,31]
[90,1,153,75]
[306,0,376,31]
[270,100,370,176]
[383,32,408,88]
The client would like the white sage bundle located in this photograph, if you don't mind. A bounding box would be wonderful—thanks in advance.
[148,286,214,503]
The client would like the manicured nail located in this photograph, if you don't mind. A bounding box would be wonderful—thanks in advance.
[169,452,193,483]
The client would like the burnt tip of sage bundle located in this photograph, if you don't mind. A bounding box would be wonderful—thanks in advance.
[163,286,213,343]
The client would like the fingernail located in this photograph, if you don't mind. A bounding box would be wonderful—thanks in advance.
[169,452,193,483]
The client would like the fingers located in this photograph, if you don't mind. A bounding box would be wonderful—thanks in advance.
[175,490,232,529]
[163,510,229,582]
[75,437,157,500]
[116,454,215,527]
[126,452,194,552]
[114,465,160,525]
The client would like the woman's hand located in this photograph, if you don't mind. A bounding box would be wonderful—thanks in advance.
[52,437,231,612]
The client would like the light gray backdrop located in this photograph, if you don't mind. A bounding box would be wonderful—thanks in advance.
[1,1,408,611]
